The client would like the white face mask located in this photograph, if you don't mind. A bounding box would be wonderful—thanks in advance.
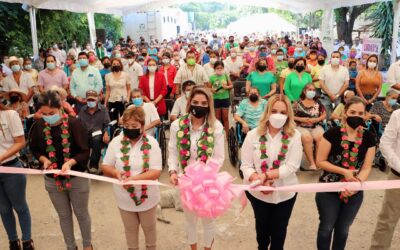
[210,58,217,64]
[368,62,377,69]
[230,53,237,58]
[128,59,134,64]
[148,66,157,73]
[269,114,288,129]
[162,58,170,64]
[185,91,191,98]
[331,58,340,66]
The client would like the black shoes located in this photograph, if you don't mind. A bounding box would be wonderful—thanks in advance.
[9,239,35,250]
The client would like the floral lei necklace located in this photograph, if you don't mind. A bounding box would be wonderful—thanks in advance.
[177,114,214,171]
[43,112,71,192]
[259,131,290,173]
[120,133,151,206]
[339,124,364,203]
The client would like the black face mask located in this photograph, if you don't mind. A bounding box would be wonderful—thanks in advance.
[111,65,121,72]
[240,46,245,49]
[346,116,364,129]
[124,128,141,140]
[9,95,20,104]
[311,46,318,50]
[103,62,111,68]
[318,60,325,66]
[295,65,305,72]
[229,40,234,43]
[288,62,295,69]
[190,105,209,118]
[142,52,148,57]
[249,94,259,102]
[257,65,267,72]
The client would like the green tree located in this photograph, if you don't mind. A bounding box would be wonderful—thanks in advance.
[334,4,374,45]
[368,0,394,55]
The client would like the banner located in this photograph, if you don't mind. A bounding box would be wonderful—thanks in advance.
[362,38,382,55]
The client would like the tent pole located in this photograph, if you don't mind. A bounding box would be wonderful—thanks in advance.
[320,8,334,57]
[29,6,39,59]
[87,12,97,49]
[391,0,400,64]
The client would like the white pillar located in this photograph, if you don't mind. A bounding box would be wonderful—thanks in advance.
[87,12,97,49]
[29,6,39,59]
[391,0,400,64]
[320,8,334,57]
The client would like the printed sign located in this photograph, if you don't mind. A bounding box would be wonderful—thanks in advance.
[362,38,382,55]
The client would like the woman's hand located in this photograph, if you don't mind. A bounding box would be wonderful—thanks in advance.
[342,169,359,182]
[261,180,274,195]
[61,161,72,174]
[122,175,138,190]
[341,189,358,198]
[242,123,250,134]
[43,158,53,170]
[170,173,179,186]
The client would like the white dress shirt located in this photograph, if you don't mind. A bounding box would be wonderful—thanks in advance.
[240,128,303,204]
[224,56,243,75]
[387,60,400,93]
[124,62,144,90]
[380,109,400,173]
[319,65,349,95]
[170,95,188,118]
[103,134,162,212]
[174,64,209,86]
[2,72,34,95]
[149,74,155,100]
[168,118,225,174]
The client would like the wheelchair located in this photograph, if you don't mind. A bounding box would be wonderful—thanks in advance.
[231,79,247,114]
[227,122,246,168]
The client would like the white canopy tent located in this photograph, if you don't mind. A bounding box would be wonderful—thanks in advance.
[0,0,397,62]
[227,13,297,35]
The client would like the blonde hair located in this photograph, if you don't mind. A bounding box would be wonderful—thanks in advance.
[122,105,145,127]
[258,94,296,137]
[185,86,216,129]
[49,86,67,101]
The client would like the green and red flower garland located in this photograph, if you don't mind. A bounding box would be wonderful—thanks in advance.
[44,113,71,192]
[120,133,151,206]
[339,124,364,203]
[259,132,290,173]
[177,114,214,171]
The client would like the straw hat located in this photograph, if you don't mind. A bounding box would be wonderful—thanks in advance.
[5,56,23,67]
[5,88,27,100]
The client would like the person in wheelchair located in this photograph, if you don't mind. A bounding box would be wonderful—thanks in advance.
[368,90,399,131]
[78,90,110,174]
[126,88,161,137]
[170,80,195,121]
[234,87,267,135]
[293,83,326,170]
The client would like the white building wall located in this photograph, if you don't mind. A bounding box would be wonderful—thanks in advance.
[123,8,192,41]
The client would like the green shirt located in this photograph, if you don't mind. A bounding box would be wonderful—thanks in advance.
[70,66,103,98]
[235,98,267,129]
[284,71,312,102]
[210,74,230,100]
[275,60,288,80]
[225,42,239,50]
[246,71,276,97]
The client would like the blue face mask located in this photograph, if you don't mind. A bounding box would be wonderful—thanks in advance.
[79,59,89,67]
[306,90,316,99]
[389,99,397,107]
[260,52,267,58]
[43,114,61,125]
[132,97,143,106]
[46,62,55,70]
[11,65,21,72]
[87,101,97,108]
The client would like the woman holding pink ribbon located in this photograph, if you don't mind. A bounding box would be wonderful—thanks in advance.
[316,96,376,250]
[102,106,162,250]
[168,86,224,250]
[30,90,92,250]
[240,94,303,250]
[0,94,34,249]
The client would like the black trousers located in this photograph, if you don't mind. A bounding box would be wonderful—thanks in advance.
[108,101,125,121]
[246,192,297,250]
[88,135,103,169]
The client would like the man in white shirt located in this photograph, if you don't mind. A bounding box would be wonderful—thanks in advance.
[370,109,400,249]
[319,51,350,117]
[224,48,243,80]
[124,53,143,90]
[387,60,400,93]
[128,88,161,137]
[351,37,363,59]
[170,80,195,121]
[2,56,34,102]
[174,51,209,95]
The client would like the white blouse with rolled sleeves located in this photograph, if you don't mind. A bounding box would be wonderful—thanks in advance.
[168,118,225,174]
[240,128,303,204]
[103,134,162,212]
[0,110,24,164]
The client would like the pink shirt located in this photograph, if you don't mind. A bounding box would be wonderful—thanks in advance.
[38,69,68,90]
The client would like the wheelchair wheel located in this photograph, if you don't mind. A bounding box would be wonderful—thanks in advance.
[228,127,239,167]
[113,127,122,138]
[157,126,167,168]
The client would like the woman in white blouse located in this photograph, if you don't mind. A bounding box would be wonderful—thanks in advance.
[168,86,224,250]
[105,58,131,121]
[240,94,303,250]
[102,106,162,250]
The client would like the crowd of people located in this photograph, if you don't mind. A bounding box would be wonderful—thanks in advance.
[1,32,400,250]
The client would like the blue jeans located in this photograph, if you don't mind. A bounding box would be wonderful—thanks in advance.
[0,160,32,241]
[316,191,363,250]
